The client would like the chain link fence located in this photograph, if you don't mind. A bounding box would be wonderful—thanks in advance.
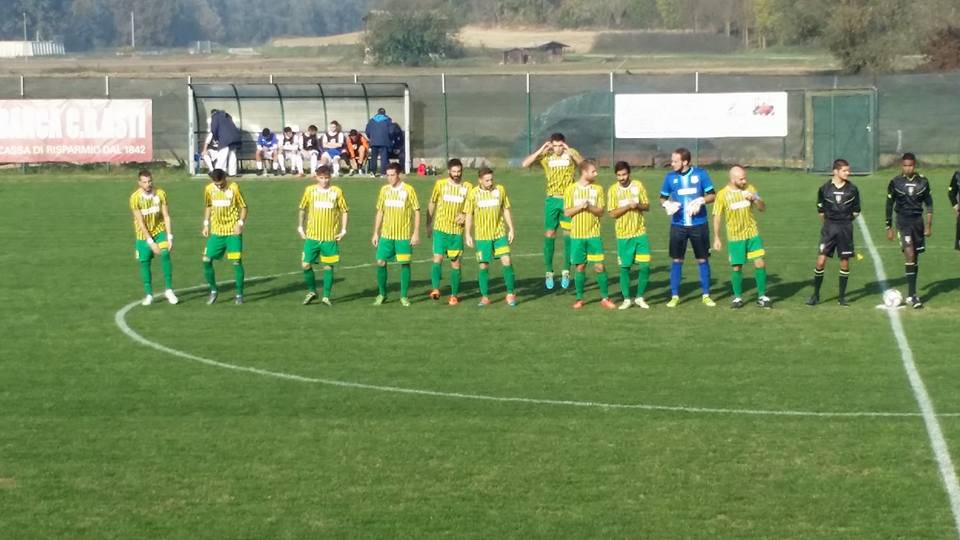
[1,71,958,170]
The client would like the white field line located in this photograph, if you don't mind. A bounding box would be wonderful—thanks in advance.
[113,252,960,419]
[857,215,960,537]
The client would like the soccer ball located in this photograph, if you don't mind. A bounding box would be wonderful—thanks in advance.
[882,288,903,308]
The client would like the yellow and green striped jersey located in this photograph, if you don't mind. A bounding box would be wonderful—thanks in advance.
[429,178,472,235]
[539,148,581,197]
[299,184,349,241]
[204,181,247,236]
[129,188,167,240]
[607,180,649,239]
[376,182,420,240]
[564,182,605,239]
[463,184,511,241]
[713,184,760,241]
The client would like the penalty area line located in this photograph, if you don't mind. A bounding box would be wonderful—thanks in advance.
[858,215,960,538]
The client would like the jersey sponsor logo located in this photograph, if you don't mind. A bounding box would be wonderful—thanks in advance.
[211,199,231,207]
[547,157,571,168]
[442,194,465,203]
[476,198,500,208]
[384,199,406,208]
[729,200,752,210]
[677,187,698,196]
[140,205,160,215]
[835,194,842,203]
[908,186,915,195]
[314,200,335,209]
[618,198,637,208]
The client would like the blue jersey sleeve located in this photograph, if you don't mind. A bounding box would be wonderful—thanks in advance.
[660,174,674,198]
[698,168,715,195]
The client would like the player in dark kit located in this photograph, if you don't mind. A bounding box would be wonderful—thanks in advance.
[807,159,861,307]
[885,153,933,308]
[949,170,960,252]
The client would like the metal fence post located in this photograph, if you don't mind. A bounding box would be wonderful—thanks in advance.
[441,73,449,164]
[693,71,700,165]
[609,72,615,167]
[20,75,26,174]
[526,73,532,159]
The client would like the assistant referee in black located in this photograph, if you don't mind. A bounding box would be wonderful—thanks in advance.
[885,152,933,308]
[808,158,861,307]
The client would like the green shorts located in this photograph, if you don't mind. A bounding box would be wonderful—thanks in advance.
[570,236,604,265]
[616,235,652,268]
[475,236,511,263]
[303,239,340,265]
[544,197,572,232]
[134,231,169,262]
[204,234,243,261]
[432,230,463,260]
[728,236,765,266]
[376,237,412,263]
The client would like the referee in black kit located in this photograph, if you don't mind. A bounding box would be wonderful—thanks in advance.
[807,159,861,307]
[885,153,933,309]
[949,169,960,253]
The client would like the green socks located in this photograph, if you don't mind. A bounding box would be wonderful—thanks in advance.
[376,265,388,296]
[619,267,632,298]
[431,262,442,290]
[233,262,244,296]
[479,267,490,296]
[400,264,411,298]
[732,268,744,297]
[503,265,516,294]
[139,261,153,295]
[756,267,768,296]
[203,260,216,292]
[543,237,555,272]
[450,268,461,296]
[597,270,609,299]
[637,263,650,296]
[575,270,585,300]
[304,267,317,293]
[160,250,173,290]
[563,235,572,267]
[323,268,333,298]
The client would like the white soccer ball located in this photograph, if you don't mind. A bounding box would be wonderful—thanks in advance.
[882,288,903,308]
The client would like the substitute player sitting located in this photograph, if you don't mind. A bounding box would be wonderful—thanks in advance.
[201,169,248,304]
[607,161,652,310]
[129,169,178,306]
[299,125,320,178]
[712,165,772,309]
[565,160,615,310]
[320,121,346,177]
[344,130,369,176]
[427,158,472,305]
[298,165,349,306]
[464,167,518,307]
[807,158,861,307]
[885,152,933,308]
[255,128,280,176]
[280,127,302,175]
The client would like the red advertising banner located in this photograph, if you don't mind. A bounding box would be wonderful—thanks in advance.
[0,99,152,163]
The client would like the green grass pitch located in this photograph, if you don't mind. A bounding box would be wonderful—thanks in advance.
[2,165,960,538]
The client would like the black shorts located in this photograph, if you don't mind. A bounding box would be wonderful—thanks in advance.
[896,218,926,253]
[819,220,854,259]
[669,224,711,260]
[955,216,960,251]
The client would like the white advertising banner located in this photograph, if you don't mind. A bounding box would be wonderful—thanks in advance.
[615,92,788,139]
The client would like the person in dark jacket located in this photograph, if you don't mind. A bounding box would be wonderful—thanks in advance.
[365,107,392,176]
[210,109,242,176]
[389,121,405,170]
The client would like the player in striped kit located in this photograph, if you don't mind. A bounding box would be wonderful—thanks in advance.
[201,169,248,305]
[298,165,349,306]
[372,163,421,306]
[607,162,652,310]
[712,165,772,309]
[522,133,582,290]
[464,168,517,307]
[427,159,472,305]
[564,160,616,310]
[129,169,178,306]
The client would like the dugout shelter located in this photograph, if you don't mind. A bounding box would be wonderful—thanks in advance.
[187,82,411,175]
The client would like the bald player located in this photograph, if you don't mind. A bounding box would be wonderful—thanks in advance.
[712,165,772,309]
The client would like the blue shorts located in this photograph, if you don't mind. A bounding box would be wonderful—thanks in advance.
[323,149,342,159]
